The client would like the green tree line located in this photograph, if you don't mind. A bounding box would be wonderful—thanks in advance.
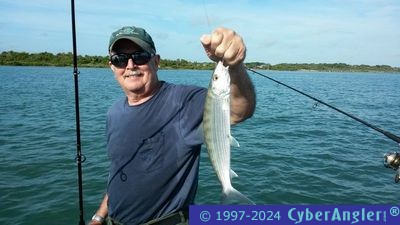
[1,51,399,72]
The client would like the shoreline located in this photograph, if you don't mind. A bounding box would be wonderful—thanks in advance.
[1,64,400,74]
[1,51,399,73]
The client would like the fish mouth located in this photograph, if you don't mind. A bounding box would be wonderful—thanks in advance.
[123,71,141,79]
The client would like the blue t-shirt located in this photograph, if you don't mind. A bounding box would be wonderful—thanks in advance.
[106,81,207,224]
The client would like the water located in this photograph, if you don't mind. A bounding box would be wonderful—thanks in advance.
[0,66,399,224]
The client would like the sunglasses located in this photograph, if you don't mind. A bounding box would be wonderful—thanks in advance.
[110,52,154,68]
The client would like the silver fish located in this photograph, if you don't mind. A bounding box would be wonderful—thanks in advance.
[203,61,254,204]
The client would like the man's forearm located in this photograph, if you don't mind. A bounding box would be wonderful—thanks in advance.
[229,63,256,124]
[89,193,108,225]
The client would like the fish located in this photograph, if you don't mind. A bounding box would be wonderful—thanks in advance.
[203,61,254,204]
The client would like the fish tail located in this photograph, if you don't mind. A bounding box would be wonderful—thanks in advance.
[221,187,255,205]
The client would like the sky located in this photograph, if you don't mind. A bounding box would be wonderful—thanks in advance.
[0,0,399,67]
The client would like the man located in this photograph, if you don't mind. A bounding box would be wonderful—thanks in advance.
[90,26,255,225]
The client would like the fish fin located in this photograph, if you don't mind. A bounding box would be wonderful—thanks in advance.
[221,187,255,205]
[230,136,240,147]
[230,169,238,178]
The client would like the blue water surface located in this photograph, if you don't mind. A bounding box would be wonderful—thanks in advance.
[0,66,399,224]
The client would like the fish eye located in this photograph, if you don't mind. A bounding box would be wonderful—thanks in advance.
[213,75,219,81]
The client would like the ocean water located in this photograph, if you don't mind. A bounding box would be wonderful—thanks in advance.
[0,66,399,224]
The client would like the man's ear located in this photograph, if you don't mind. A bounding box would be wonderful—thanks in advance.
[109,61,116,72]
[154,54,161,68]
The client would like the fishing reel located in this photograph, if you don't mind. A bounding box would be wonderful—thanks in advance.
[384,152,400,183]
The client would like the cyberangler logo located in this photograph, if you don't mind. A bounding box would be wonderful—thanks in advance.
[288,207,387,224]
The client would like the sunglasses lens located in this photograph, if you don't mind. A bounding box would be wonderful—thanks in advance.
[133,52,152,65]
[111,54,129,68]
[110,52,153,68]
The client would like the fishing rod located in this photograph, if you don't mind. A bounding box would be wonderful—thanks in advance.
[70,0,86,224]
[245,67,400,183]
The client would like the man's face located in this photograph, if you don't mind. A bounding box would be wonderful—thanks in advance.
[109,39,160,97]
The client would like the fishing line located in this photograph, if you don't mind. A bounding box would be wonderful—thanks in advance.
[245,67,400,145]
[202,0,212,32]
[70,0,86,224]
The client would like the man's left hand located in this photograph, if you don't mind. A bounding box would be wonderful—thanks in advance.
[200,27,246,67]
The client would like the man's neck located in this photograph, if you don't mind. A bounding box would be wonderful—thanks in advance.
[126,81,162,106]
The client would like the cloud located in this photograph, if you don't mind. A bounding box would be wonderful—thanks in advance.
[0,0,399,66]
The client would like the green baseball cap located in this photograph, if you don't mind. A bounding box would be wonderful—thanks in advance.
[108,26,156,54]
